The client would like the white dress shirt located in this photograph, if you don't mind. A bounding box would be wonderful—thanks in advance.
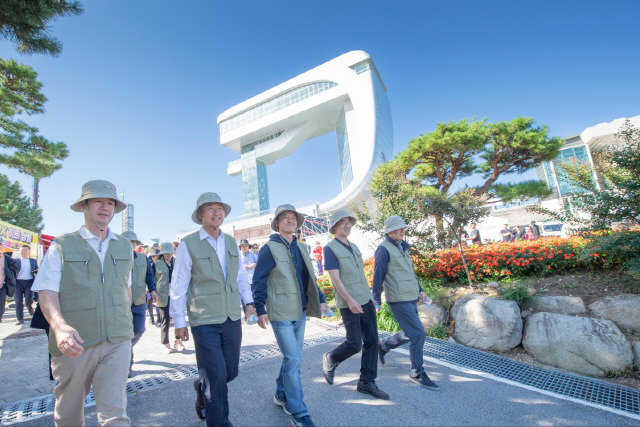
[32,226,131,293]
[17,257,33,280]
[170,227,253,329]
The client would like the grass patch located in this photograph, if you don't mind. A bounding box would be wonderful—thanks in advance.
[425,321,448,339]
[376,304,401,332]
[499,282,534,308]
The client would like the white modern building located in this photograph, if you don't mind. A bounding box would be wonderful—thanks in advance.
[217,50,393,216]
[536,115,640,198]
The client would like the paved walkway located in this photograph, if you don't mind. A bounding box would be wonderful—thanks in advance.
[1,305,638,426]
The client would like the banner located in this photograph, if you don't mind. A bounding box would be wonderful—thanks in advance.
[0,220,38,257]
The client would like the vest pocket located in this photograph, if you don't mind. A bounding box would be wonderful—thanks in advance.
[60,296,98,344]
[112,253,132,280]
[62,252,91,282]
[112,293,133,338]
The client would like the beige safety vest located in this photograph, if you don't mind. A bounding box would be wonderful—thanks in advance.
[131,253,148,306]
[379,239,421,303]
[326,238,372,309]
[154,258,173,308]
[49,231,133,356]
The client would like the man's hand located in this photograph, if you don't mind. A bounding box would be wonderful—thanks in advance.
[54,324,84,358]
[419,292,432,304]
[150,291,158,303]
[258,314,269,329]
[347,297,364,314]
[244,304,257,318]
[175,327,189,341]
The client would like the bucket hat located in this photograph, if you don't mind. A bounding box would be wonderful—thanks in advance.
[157,242,175,255]
[271,204,304,232]
[329,210,357,234]
[121,231,141,245]
[238,239,250,247]
[70,180,126,213]
[384,215,408,234]
[191,192,231,224]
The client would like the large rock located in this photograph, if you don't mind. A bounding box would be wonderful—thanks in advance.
[418,303,447,331]
[527,296,586,315]
[523,312,633,377]
[634,342,640,366]
[589,294,640,332]
[452,294,522,352]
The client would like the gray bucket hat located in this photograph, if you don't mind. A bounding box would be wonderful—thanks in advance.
[329,210,356,234]
[121,231,141,244]
[384,215,408,234]
[271,204,305,232]
[70,180,126,213]
[191,192,232,224]
[238,239,250,247]
[157,242,175,255]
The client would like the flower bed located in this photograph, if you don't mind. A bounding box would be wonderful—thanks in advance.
[410,229,640,284]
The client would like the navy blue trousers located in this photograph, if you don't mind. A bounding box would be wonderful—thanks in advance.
[380,301,425,378]
[191,319,242,427]
[130,303,147,367]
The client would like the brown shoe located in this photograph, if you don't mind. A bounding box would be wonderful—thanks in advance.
[194,379,206,420]
[27,306,34,316]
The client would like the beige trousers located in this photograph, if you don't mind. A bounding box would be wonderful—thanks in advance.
[51,339,131,427]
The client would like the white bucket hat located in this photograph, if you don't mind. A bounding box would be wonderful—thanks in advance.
[329,210,356,234]
[157,242,175,255]
[121,231,141,245]
[271,204,304,232]
[384,215,408,234]
[70,180,126,213]
[191,192,232,224]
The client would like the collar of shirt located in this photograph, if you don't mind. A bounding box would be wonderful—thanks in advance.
[78,225,118,242]
[385,235,409,252]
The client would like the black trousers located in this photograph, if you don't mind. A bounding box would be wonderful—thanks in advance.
[328,300,379,383]
[192,319,242,427]
[15,279,34,321]
[157,297,171,345]
[0,286,6,322]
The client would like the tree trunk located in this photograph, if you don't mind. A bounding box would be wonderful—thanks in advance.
[457,236,474,287]
[33,178,40,207]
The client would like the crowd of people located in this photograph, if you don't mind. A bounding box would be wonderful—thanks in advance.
[0,242,39,325]
[26,179,439,427]
[454,220,543,248]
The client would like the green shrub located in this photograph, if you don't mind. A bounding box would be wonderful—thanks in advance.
[420,278,450,307]
[499,282,534,308]
[425,321,448,339]
[376,304,401,332]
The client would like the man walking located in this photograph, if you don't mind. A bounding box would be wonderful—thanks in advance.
[0,242,17,323]
[239,239,257,284]
[253,204,329,427]
[373,216,440,391]
[15,244,38,324]
[121,231,157,377]
[32,180,134,426]
[170,192,257,427]
[321,211,388,399]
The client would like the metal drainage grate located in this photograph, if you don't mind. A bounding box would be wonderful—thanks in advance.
[0,331,344,425]
[379,332,640,417]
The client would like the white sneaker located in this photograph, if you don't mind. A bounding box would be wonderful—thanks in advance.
[173,340,185,352]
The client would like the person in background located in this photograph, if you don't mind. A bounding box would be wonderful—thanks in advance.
[15,244,38,324]
[251,244,260,261]
[155,242,182,353]
[239,239,257,284]
[530,221,540,239]
[321,211,388,400]
[525,226,534,240]
[465,223,482,246]
[512,225,523,240]
[0,242,17,323]
[373,216,440,391]
[499,224,512,243]
[32,179,134,426]
[121,231,157,377]
[147,248,161,325]
[252,204,329,427]
[312,241,323,275]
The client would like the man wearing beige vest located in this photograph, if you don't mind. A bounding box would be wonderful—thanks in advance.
[252,204,329,427]
[32,180,134,426]
[170,193,256,427]
[373,216,440,391]
[321,211,389,399]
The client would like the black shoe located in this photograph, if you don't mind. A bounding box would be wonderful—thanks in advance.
[356,381,389,400]
[128,368,132,378]
[411,372,440,390]
[322,352,336,385]
[273,394,291,415]
[194,379,206,419]
[290,415,315,427]
[378,340,387,366]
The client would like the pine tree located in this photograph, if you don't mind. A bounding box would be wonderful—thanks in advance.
[0,174,43,231]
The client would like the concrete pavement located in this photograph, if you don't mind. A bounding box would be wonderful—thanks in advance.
[1,304,639,426]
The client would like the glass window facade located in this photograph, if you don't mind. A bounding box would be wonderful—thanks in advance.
[351,61,371,75]
[241,150,270,214]
[371,68,393,164]
[552,145,591,197]
[241,131,284,154]
[220,82,338,134]
[334,106,354,190]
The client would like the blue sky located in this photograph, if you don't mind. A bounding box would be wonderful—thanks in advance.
[1,1,638,242]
